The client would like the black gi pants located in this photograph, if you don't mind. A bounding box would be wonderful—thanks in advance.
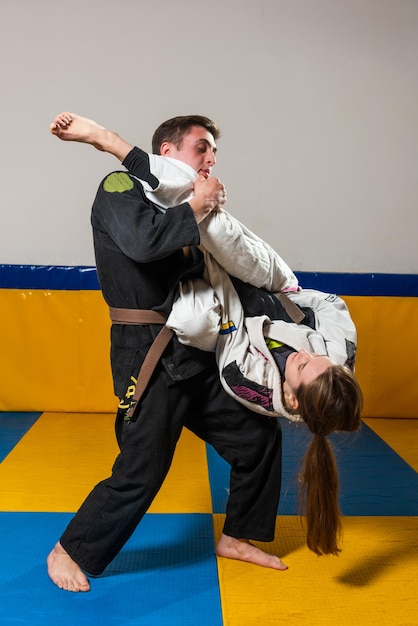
[60,364,282,575]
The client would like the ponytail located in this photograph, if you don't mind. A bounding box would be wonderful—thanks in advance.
[299,433,342,555]
[296,365,363,555]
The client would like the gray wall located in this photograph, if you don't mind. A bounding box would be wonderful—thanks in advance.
[1,0,417,273]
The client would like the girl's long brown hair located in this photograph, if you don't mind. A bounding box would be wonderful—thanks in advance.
[296,365,363,555]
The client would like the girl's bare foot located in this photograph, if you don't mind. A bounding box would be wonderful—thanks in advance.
[49,112,104,146]
[216,533,288,570]
[49,111,131,159]
[47,542,91,592]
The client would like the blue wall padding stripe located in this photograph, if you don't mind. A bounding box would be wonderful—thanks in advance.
[295,271,418,297]
[0,265,100,290]
[0,512,223,626]
[0,412,42,462]
[207,420,418,516]
[1,264,418,296]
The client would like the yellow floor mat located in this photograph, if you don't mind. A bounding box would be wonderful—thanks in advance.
[213,514,418,626]
[0,412,212,512]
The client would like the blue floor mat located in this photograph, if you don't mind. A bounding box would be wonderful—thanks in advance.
[207,420,418,516]
[0,412,41,462]
[0,512,222,626]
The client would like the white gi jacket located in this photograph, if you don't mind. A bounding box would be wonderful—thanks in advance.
[133,153,357,421]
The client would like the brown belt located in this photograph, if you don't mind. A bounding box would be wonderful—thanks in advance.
[109,291,302,418]
[109,307,173,419]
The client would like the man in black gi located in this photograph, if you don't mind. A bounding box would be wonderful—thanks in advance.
[47,114,287,592]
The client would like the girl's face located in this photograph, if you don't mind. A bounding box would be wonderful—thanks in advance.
[283,350,333,410]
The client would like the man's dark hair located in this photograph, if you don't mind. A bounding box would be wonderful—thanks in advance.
[151,115,221,154]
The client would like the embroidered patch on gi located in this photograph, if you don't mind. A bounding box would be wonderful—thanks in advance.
[223,361,274,411]
[219,320,237,335]
[325,294,338,302]
[118,375,139,421]
[345,339,356,371]
[103,172,134,193]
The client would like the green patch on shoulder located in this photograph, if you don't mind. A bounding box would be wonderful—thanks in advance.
[103,172,134,193]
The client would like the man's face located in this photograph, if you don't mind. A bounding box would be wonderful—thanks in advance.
[160,126,217,179]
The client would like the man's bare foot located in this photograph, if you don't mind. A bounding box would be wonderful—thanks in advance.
[49,112,105,147]
[216,533,288,570]
[47,542,91,592]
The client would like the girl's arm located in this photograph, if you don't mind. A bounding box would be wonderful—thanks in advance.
[50,112,133,162]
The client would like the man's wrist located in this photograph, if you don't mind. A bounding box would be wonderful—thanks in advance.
[189,194,215,223]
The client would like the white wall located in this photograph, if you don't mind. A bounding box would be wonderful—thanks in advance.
[1,0,417,273]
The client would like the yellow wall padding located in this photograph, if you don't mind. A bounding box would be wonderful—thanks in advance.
[0,289,115,413]
[0,289,417,417]
[344,295,418,418]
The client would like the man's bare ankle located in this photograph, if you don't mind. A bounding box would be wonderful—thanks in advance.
[216,533,288,571]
